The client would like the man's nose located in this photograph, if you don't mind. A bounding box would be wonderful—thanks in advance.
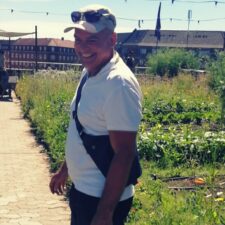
[75,42,89,50]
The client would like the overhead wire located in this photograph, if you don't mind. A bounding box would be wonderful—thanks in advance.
[0,8,225,23]
[144,0,225,3]
[1,4,225,29]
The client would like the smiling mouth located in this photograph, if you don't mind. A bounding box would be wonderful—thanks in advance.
[81,53,94,60]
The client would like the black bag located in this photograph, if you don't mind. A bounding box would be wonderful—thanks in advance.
[73,74,142,185]
[80,132,142,185]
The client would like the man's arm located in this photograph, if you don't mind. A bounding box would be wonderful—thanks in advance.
[49,160,69,195]
[91,131,137,225]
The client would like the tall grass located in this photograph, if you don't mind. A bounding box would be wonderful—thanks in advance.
[16,70,79,170]
[15,71,225,224]
[140,73,218,106]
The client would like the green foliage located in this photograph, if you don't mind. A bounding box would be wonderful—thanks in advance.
[141,74,220,127]
[138,125,225,167]
[208,52,225,124]
[126,162,225,225]
[15,70,225,225]
[139,74,223,167]
[16,70,79,171]
[143,98,219,126]
[147,48,199,77]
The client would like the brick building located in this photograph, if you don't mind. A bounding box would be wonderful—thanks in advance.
[4,38,78,70]
[1,30,225,70]
[117,29,225,66]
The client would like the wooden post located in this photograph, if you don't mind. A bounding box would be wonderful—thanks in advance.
[35,25,38,72]
[8,37,11,69]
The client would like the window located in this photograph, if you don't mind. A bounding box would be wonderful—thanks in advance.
[194,35,202,38]
[140,48,147,55]
[50,54,55,60]
[51,47,55,52]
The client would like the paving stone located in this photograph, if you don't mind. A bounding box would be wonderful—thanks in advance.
[1,222,20,225]
[2,214,21,219]
[0,209,9,214]
[18,212,39,218]
[18,221,43,225]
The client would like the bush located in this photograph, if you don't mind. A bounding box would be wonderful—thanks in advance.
[208,52,225,124]
[147,48,199,77]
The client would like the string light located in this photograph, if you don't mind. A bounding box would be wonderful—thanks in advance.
[145,0,225,3]
[138,20,144,28]
[1,7,225,24]
[0,8,66,16]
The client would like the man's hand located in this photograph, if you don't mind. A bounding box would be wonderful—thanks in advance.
[49,161,68,195]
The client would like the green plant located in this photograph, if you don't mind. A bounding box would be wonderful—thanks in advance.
[16,70,79,171]
[15,70,225,225]
[147,48,199,77]
[208,52,225,125]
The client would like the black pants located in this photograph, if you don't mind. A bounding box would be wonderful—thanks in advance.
[69,184,133,225]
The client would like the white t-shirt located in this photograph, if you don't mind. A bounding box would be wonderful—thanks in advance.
[65,52,142,200]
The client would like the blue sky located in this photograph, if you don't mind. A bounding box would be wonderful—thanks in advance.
[1,0,225,41]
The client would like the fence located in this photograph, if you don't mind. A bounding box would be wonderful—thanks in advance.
[5,60,83,72]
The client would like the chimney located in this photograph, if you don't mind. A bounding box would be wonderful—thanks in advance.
[61,37,64,41]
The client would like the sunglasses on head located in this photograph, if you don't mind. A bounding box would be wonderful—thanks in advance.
[71,10,107,23]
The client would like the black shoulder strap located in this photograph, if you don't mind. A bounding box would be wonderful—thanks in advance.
[72,74,88,136]
[72,73,142,185]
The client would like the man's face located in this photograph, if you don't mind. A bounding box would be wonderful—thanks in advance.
[74,28,116,76]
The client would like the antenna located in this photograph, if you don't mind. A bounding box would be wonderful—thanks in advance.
[187,9,192,48]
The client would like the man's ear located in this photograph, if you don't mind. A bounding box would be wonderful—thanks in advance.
[111,32,117,47]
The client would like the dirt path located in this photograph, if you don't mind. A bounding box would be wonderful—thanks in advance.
[0,94,70,225]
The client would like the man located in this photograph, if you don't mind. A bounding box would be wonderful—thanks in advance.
[49,4,142,225]
[0,53,11,99]
[125,52,135,72]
